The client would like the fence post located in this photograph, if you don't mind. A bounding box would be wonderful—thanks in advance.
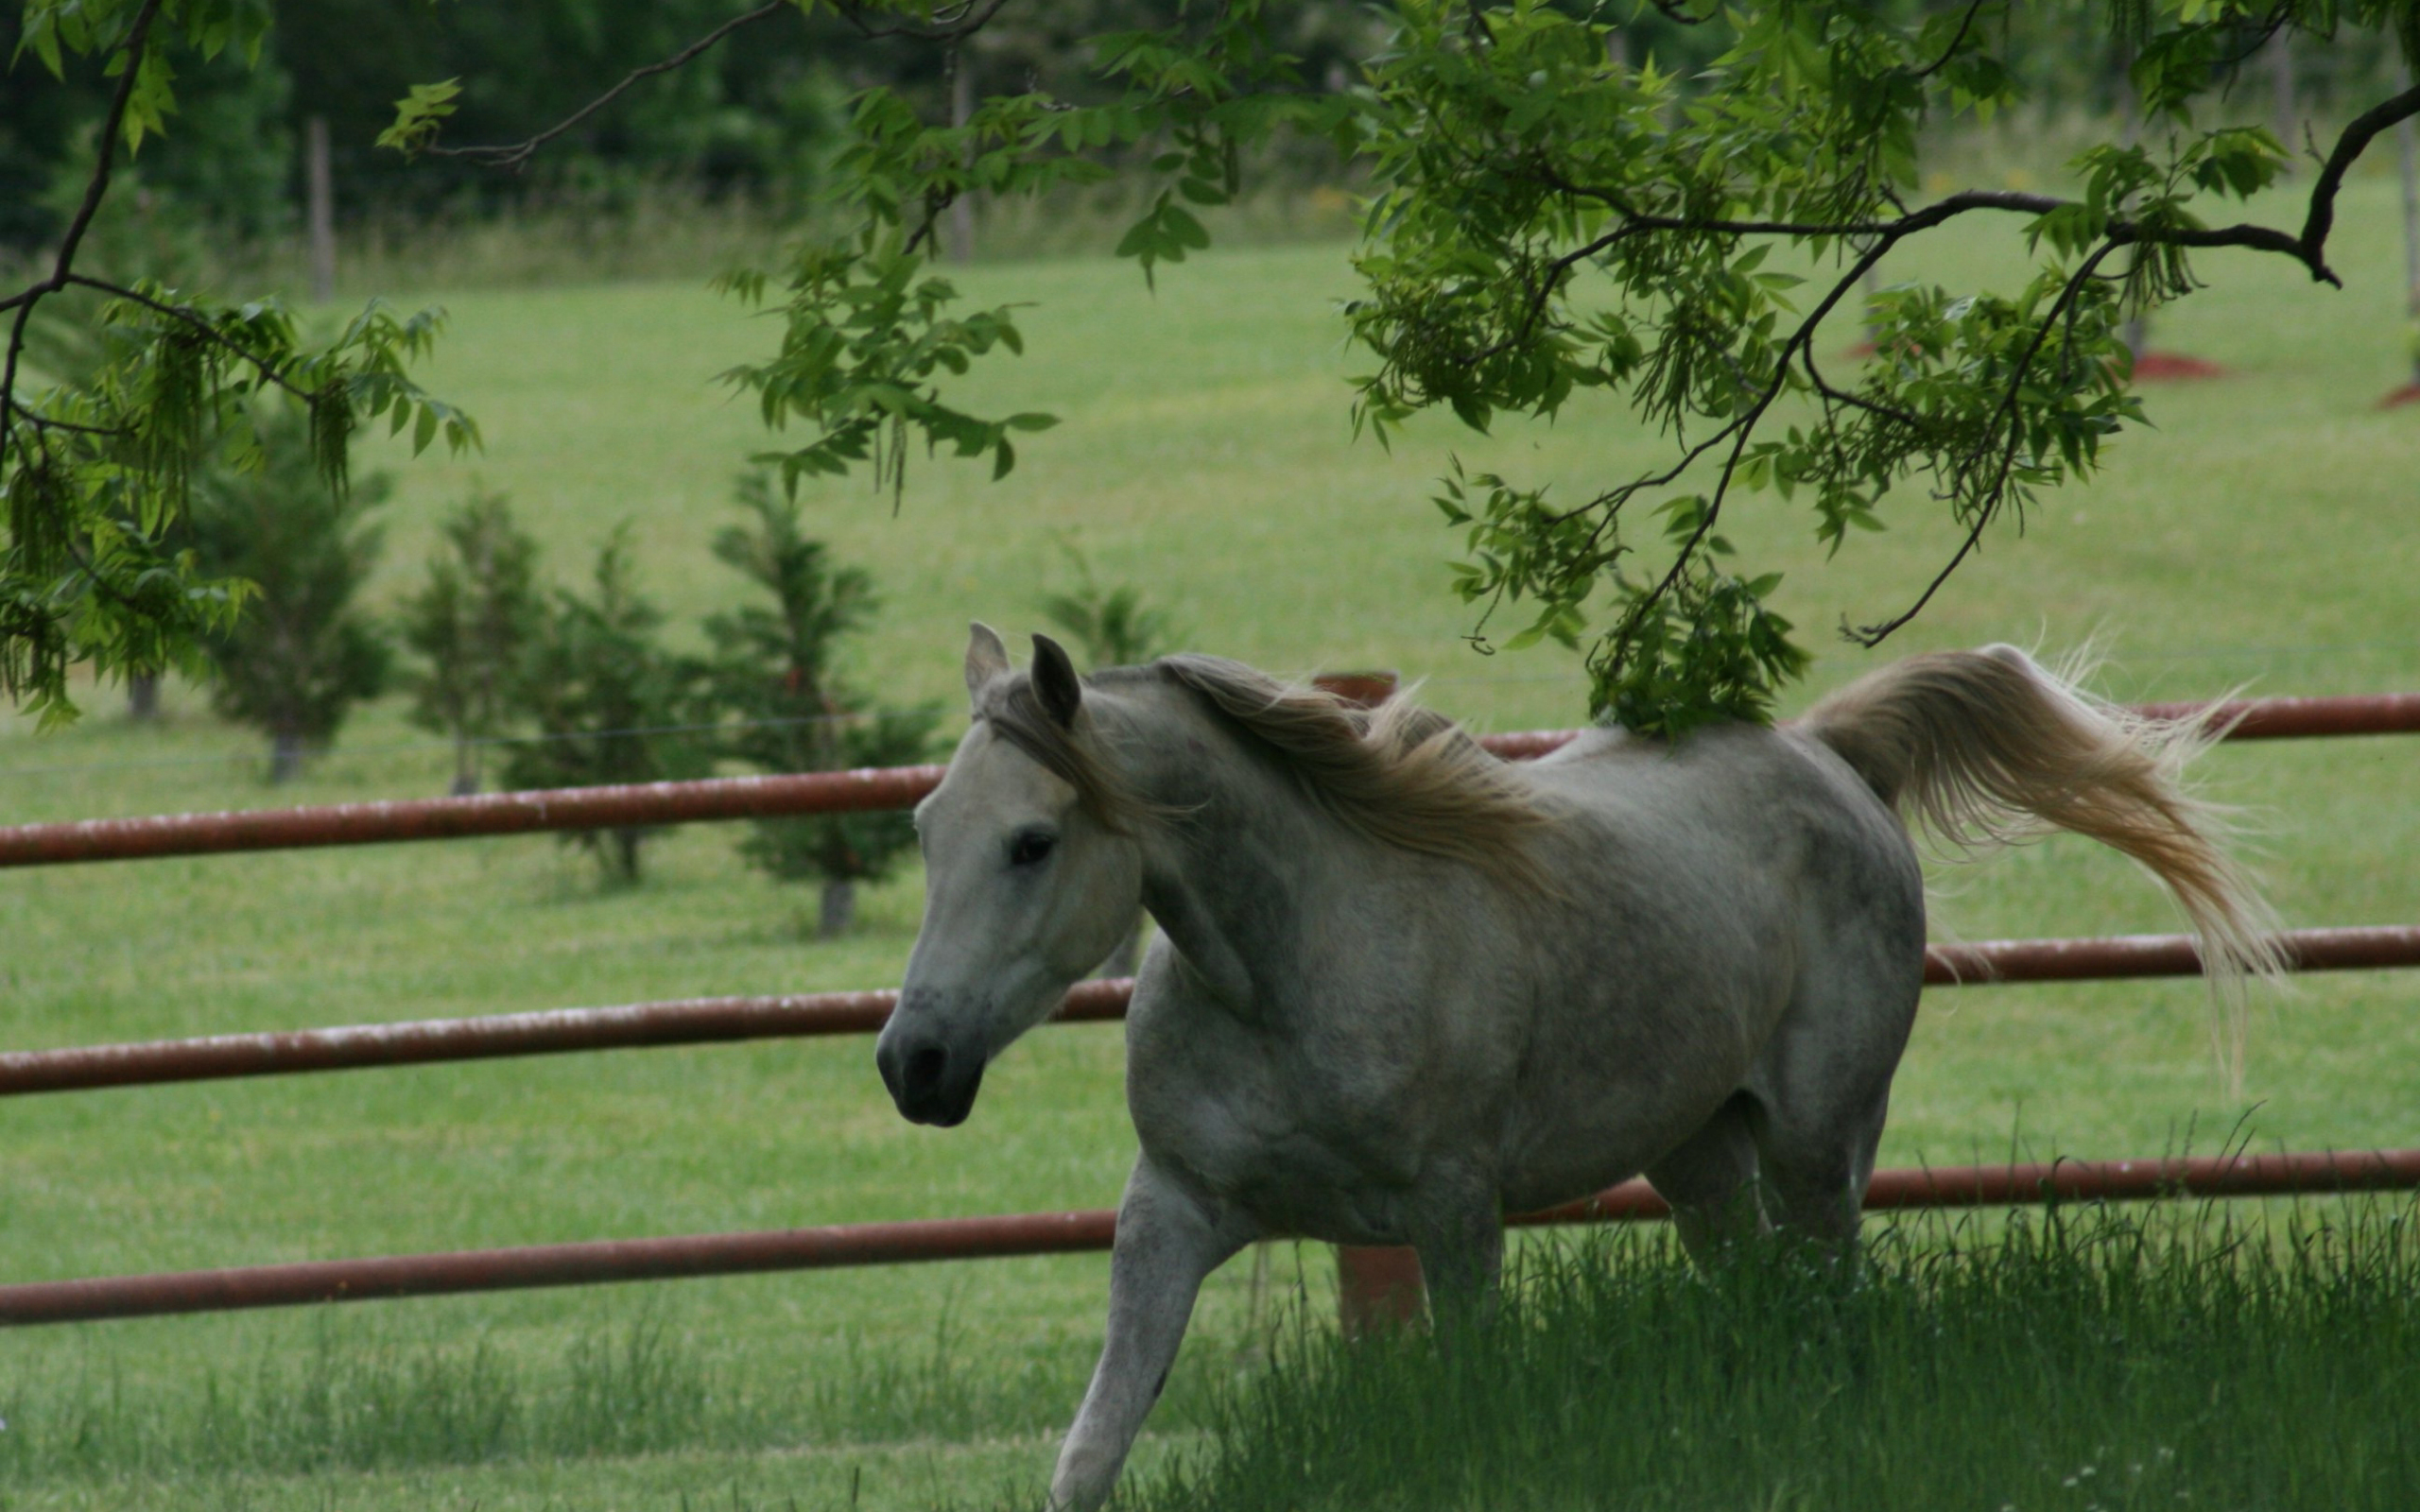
[2400,79,2418,389]
[948,46,976,265]
[1311,669,1430,1334]
[305,115,336,303]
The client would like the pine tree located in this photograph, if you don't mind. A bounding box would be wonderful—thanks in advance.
[501,525,706,884]
[701,473,938,936]
[1039,541,1180,672]
[186,413,391,783]
[399,489,542,795]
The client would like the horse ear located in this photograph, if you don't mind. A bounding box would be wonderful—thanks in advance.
[1030,633,1083,728]
[965,622,1011,708]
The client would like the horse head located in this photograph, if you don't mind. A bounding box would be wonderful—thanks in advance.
[875,624,1145,1126]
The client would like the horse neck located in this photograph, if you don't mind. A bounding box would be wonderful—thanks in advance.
[1094,679,1358,1013]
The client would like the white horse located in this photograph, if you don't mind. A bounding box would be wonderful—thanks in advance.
[874,626,2277,1511]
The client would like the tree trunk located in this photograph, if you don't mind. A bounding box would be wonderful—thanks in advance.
[2401,95,2418,387]
[2269,33,2295,174]
[609,827,645,884]
[948,46,976,265]
[306,115,337,301]
[450,733,479,796]
[268,727,305,784]
[819,878,857,938]
[127,672,160,722]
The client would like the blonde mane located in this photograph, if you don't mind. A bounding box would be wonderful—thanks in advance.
[976,655,1549,885]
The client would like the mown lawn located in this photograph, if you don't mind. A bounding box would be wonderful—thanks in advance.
[1,169,2416,1508]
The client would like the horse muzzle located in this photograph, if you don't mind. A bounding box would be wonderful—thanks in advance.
[874,1028,988,1127]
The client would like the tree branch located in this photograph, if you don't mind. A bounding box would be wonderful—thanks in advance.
[1531,66,2420,295]
[426,1,797,170]
[1642,0,1711,24]
[1,0,167,478]
[1845,242,2123,648]
[1601,232,1903,669]
[1906,0,1990,83]
[2297,80,2420,284]
[835,0,1011,43]
[64,276,316,400]
[1,399,130,439]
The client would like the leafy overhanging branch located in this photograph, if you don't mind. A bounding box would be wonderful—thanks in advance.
[380,0,803,169]
[1,0,166,411]
[2,0,477,723]
[1345,0,2420,731]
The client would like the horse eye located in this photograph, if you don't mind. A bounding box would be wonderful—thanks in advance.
[1008,831,1057,868]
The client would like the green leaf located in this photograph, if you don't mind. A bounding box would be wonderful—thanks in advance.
[1162,205,1212,250]
[377,78,463,156]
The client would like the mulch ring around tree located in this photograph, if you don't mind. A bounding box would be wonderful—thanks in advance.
[2130,351,2229,381]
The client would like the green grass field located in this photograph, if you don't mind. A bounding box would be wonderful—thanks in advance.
[2,168,2418,1509]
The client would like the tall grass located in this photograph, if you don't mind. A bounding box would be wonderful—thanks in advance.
[0,1306,1105,1484]
[1122,1198,2420,1512]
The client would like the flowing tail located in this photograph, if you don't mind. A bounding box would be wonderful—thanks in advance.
[1802,644,2285,1071]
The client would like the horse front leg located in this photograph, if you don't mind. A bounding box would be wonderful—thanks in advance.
[1050,1154,1252,1512]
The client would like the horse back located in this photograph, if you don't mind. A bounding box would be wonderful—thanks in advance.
[1491,722,1927,1176]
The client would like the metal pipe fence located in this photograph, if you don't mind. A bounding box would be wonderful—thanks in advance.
[6,926,2417,1098]
[7,1148,2414,1327]
[5,688,2417,1327]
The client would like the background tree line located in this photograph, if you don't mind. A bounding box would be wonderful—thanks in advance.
[0,1,1391,258]
[7,3,2402,262]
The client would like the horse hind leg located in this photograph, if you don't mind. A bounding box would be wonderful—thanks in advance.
[1645,1093,1771,1265]
[1743,1085,1890,1253]
[1738,950,1919,1256]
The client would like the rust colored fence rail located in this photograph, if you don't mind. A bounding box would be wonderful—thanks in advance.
[7,924,2414,1099]
[0,981,1128,1096]
[0,764,948,868]
[2133,692,2420,740]
[3,694,2414,869]
[1919,922,2420,985]
[1507,1147,2420,1228]
[6,1147,2413,1327]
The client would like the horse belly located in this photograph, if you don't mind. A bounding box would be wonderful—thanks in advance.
[1495,970,1783,1216]
[1133,1066,1446,1246]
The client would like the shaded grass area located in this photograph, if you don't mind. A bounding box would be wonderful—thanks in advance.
[1127,1200,2420,1512]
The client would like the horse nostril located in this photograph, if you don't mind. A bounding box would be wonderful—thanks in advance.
[905,1045,948,1100]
